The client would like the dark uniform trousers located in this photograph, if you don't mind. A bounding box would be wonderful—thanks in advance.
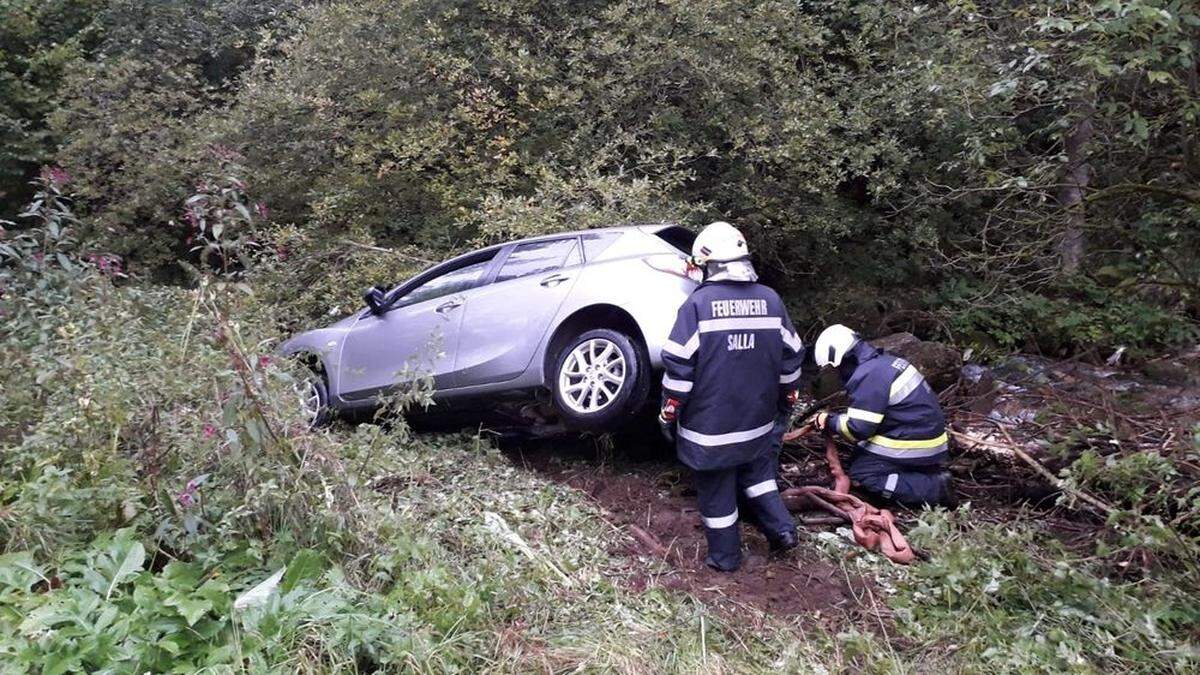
[693,415,794,570]
[848,449,948,506]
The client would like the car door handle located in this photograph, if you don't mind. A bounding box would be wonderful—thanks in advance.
[540,274,570,287]
[436,300,462,314]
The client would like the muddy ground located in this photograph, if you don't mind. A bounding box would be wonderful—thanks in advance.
[487,347,1200,622]
[503,434,874,626]
[499,429,1094,628]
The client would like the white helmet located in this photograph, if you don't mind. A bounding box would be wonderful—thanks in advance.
[692,221,749,264]
[814,324,859,367]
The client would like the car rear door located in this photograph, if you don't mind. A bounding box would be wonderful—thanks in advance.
[451,237,582,388]
[337,253,496,401]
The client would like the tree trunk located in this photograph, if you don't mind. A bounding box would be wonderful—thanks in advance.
[1057,111,1093,274]
[1187,45,1199,178]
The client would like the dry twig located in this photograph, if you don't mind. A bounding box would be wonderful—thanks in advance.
[949,428,1115,516]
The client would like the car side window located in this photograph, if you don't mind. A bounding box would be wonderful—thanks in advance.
[582,231,623,260]
[394,257,493,309]
[494,238,579,283]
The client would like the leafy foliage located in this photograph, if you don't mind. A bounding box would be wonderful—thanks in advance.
[0,0,102,214]
[23,0,1193,349]
[899,509,1200,672]
[932,276,1198,355]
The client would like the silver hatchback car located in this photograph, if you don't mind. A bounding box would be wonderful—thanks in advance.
[280,224,700,430]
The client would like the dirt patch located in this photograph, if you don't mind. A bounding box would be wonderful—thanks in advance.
[486,346,1200,620]
[504,437,871,622]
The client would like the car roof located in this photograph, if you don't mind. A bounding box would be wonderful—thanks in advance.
[445,222,683,262]
[391,223,684,294]
[502,222,681,247]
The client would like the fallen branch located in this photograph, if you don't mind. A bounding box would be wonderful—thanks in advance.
[784,488,850,521]
[1084,182,1200,206]
[628,524,669,559]
[949,428,1116,516]
[799,515,850,527]
[790,392,844,428]
[339,239,435,265]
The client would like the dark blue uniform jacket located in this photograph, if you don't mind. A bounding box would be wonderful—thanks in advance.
[661,280,803,471]
[828,342,948,464]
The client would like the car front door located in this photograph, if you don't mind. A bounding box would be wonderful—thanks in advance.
[452,237,582,388]
[337,254,496,402]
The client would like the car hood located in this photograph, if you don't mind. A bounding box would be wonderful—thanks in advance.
[277,310,361,356]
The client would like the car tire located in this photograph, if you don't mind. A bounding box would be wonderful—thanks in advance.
[551,328,650,431]
[300,368,333,428]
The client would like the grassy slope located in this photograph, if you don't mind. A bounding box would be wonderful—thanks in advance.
[1,272,1197,673]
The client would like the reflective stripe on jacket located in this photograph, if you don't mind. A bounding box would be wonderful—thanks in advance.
[828,343,947,461]
[662,280,802,470]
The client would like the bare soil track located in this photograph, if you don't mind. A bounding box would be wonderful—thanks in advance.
[504,436,876,625]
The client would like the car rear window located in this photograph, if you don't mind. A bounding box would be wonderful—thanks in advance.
[654,226,696,254]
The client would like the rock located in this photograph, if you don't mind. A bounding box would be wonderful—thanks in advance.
[810,366,846,400]
[870,332,962,390]
[1140,358,1200,387]
[961,363,991,384]
[991,354,1053,387]
[959,363,1000,411]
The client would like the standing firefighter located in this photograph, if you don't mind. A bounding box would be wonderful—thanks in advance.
[812,324,954,506]
[659,221,801,572]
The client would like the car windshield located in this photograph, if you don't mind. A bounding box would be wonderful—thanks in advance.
[391,254,494,308]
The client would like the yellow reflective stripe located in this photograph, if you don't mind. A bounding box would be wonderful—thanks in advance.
[846,408,884,424]
[837,415,855,441]
[866,432,948,449]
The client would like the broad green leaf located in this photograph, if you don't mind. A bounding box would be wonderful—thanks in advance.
[0,551,45,591]
[105,541,145,600]
[42,652,77,675]
[282,549,324,592]
[165,591,213,626]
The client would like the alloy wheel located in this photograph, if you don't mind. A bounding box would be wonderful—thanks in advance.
[297,374,323,427]
[558,338,627,414]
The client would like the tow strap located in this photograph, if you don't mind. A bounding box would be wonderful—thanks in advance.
[781,428,917,565]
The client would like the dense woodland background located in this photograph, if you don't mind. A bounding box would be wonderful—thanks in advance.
[3,0,1198,352]
[2,1,1199,672]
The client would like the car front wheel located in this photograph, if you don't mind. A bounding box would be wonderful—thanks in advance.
[552,328,649,430]
[297,368,333,428]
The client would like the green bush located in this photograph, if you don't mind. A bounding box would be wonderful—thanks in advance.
[931,276,1198,356]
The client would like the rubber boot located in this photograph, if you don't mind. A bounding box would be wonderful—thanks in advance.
[767,529,798,554]
[936,471,958,509]
[705,552,741,572]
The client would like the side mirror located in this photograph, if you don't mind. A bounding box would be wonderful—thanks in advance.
[363,286,387,314]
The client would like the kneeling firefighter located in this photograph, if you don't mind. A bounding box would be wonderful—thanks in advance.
[659,221,801,572]
[812,325,954,506]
